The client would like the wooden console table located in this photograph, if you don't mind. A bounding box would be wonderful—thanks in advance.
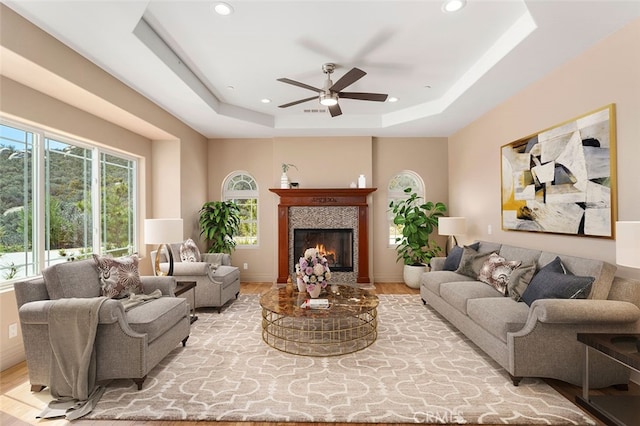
[576,333,640,426]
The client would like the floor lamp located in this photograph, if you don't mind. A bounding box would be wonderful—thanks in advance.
[616,221,640,269]
[438,217,467,255]
[144,218,184,276]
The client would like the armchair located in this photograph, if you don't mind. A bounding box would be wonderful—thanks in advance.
[151,241,240,312]
[14,258,190,391]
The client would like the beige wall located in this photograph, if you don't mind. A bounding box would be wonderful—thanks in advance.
[372,137,450,282]
[448,17,640,280]
[206,136,449,283]
[0,6,209,371]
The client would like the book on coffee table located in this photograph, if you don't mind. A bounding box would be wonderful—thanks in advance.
[300,299,330,309]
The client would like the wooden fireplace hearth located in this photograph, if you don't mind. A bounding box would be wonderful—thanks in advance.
[270,188,376,284]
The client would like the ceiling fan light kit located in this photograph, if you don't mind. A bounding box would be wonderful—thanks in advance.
[320,93,338,106]
[278,63,388,117]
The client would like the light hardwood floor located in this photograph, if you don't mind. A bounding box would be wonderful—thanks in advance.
[1,282,637,426]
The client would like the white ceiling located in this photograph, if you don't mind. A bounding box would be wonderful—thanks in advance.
[4,1,640,139]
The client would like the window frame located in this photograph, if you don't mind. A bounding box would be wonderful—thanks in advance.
[222,171,259,248]
[387,170,425,247]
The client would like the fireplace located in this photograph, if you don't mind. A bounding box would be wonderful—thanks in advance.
[269,188,376,283]
[294,228,354,272]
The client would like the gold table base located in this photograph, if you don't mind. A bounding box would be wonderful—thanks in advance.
[260,285,379,356]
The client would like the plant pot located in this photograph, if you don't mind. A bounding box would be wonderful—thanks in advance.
[280,172,289,189]
[403,264,426,289]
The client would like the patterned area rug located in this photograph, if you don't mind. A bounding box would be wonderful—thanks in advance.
[86,294,594,424]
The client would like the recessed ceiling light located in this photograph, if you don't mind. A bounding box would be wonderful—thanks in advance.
[261,98,271,104]
[388,97,399,103]
[213,2,234,16]
[442,0,466,13]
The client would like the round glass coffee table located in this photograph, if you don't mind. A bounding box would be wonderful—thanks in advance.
[260,284,378,356]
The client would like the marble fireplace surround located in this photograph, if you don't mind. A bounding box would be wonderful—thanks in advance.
[270,188,376,284]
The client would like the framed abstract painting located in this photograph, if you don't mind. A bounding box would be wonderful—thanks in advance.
[501,104,616,238]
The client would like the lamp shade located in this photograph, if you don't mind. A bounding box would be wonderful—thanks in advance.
[144,218,184,244]
[438,217,467,236]
[616,221,640,268]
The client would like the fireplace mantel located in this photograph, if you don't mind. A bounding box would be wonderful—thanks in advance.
[270,188,376,283]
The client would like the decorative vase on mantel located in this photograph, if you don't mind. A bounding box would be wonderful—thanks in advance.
[280,172,289,189]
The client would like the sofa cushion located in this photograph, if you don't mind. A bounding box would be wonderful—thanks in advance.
[180,238,201,262]
[455,246,496,279]
[443,242,479,271]
[440,281,503,315]
[507,262,537,302]
[93,254,144,299]
[467,297,530,343]
[421,271,476,296]
[477,253,522,295]
[42,259,102,300]
[522,257,594,306]
[126,296,187,343]
[498,245,541,267]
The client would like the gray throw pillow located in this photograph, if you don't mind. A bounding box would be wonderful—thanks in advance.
[455,245,495,279]
[507,262,536,302]
[443,242,479,271]
[521,257,594,306]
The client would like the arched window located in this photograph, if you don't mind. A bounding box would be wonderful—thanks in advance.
[388,170,425,246]
[222,171,258,247]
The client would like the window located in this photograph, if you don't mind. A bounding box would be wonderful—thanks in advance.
[0,120,138,287]
[388,171,425,246]
[223,172,258,246]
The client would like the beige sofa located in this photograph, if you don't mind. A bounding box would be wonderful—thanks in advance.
[14,259,190,391]
[420,241,640,388]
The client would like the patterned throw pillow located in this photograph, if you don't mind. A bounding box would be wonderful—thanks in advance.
[455,245,496,279]
[93,254,143,298]
[477,253,522,295]
[180,238,201,262]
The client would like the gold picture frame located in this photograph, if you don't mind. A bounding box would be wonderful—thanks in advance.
[501,104,617,238]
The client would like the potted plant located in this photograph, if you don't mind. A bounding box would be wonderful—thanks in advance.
[389,188,447,288]
[198,200,241,254]
[280,163,297,188]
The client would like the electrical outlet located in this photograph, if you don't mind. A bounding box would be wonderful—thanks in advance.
[243,263,248,270]
[487,224,492,235]
[8,323,18,339]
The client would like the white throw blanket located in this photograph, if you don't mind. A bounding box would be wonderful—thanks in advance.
[39,296,107,420]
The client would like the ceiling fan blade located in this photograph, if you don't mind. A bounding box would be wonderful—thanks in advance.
[277,78,322,93]
[329,68,366,92]
[278,96,318,108]
[339,92,388,102]
[328,103,342,117]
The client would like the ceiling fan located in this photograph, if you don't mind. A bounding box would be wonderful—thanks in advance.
[277,63,388,117]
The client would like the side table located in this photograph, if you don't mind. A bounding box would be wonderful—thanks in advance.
[576,333,640,426]
[175,281,198,324]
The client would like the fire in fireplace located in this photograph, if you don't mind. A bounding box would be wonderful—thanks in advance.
[294,228,354,272]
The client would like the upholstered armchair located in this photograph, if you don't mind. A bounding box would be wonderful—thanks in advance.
[150,240,240,312]
[13,258,191,391]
